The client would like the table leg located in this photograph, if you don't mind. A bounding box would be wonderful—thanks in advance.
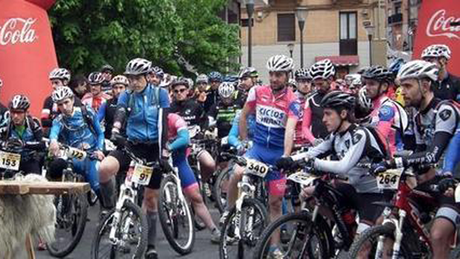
[25,234,36,259]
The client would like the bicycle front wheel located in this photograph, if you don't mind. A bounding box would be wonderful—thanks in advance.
[91,200,148,259]
[219,198,268,259]
[159,174,195,255]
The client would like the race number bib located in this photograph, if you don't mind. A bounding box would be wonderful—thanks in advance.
[246,159,269,178]
[0,151,21,171]
[287,172,318,187]
[376,169,402,190]
[66,147,86,161]
[131,164,154,185]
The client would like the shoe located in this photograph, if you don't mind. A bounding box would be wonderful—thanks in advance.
[219,210,229,228]
[210,228,221,244]
[145,245,158,259]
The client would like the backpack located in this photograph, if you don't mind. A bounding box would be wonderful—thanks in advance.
[80,105,97,136]
[382,98,409,135]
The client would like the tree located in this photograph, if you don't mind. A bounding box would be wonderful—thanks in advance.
[49,0,240,76]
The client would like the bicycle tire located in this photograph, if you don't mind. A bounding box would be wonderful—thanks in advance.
[253,210,331,259]
[47,192,88,257]
[347,223,419,259]
[87,189,99,206]
[91,200,148,259]
[213,166,231,213]
[219,198,268,259]
[159,174,195,255]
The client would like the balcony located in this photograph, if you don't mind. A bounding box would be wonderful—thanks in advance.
[388,13,403,25]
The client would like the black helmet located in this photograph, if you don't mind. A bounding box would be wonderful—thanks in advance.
[101,64,114,73]
[294,68,311,81]
[320,91,355,110]
[361,65,394,83]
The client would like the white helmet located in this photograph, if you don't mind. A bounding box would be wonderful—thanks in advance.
[49,68,71,81]
[397,60,438,82]
[9,95,30,111]
[88,72,105,85]
[186,78,194,89]
[110,75,129,86]
[421,44,451,60]
[218,82,235,98]
[0,78,3,89]
[124,58,152,76]
[344,74,362,88]
[357,87,372,111]
[309,59,335,80]
[266,55,294,72]
[196,74,209,84]
[52,86,74,103]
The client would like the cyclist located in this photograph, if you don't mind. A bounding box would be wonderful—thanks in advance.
[373,60,460,259]
[48,86,105,197]
[294,68,313,146]
[204,71,223,112]
[276,91,391,255]
[235,67,259,107]
[361,65,408,154]
[100,64,114,93]
[82,72,111,112]
[302,59,335,145]
[194,74,209,105]
[0,78,10,127]
[224,55,300,238]
[207,82,240,139]
[98,58,170,259]
[421,44,460,102]
[69,75,90,100]
[344,73,362,95]
[97,75,128,140]
[170,78,216,183]
[149,66,164,86]
[167,112,221,243]
[0,95,44,175]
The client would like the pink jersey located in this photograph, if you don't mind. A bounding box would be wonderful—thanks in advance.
[246,85,300,148]
[167,113,188,140]
[368,95,401,154]
[294,92,308,145]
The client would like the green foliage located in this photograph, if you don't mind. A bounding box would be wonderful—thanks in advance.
[49,0,240,76]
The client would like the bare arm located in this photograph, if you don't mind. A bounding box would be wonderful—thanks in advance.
[283,117,297,156]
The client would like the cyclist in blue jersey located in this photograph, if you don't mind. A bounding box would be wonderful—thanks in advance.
[48,86,105,196]
[98,58,169,259]
[443,129,460,176]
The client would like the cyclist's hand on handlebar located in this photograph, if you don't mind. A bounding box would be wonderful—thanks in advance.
[94,150,105,161]
[370,161,391,175]
[49,140,60,157]
[276,157,294,170]
[437,176,458,196]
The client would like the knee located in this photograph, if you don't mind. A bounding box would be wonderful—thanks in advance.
[430,218,454,244]
[99,157,118,180]
[269,196,282,211]
[187,188,204,205]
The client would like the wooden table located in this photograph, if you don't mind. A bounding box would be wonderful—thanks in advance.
[0,181,90,259]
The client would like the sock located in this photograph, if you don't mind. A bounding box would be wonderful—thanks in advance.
[99,177,116,209]
[147,211,158,247]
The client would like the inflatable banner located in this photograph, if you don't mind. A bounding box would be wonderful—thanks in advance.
[0,0,56,116]
[413,0,460,76]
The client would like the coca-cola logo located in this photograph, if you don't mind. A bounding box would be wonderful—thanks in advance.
[426,10,460,39]
[0,18,38,46]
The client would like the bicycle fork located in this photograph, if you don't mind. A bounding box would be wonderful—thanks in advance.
[109,183,137,245]
[375,207,406,259]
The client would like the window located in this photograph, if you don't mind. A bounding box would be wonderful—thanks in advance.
[277,13,295,42]
[339,12,357,55]
[394,2,402,14]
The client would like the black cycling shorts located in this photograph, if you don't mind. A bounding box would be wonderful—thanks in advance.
[109,142,162,190]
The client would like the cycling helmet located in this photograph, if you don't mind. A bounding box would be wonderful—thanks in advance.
[150,66,164,78]
[320,91,355,110]
[52,86,74,103]
[309,59,335,80]
[421,44,451,60]
[49,68,71,81]
[357,87,372,113]
[9,95,30,111]
[124,58,152,76]
[388,58,406,76]
[0,78,3,89]
[239,67,259,79]
[110,75,129,86]
[100,64,114,73]
[196,74,209,84]
[361,65,394,82]
[397,60,438,82]
[208,71,223,82]
[88,72,105,85]
[186,78,194,89]
[295,68,311,81]
[218,82,235,98]
[160,73,173,88]
[289,79,297,88]
[171,77,189,88]
[266,55,294,72]
[344,74,362,88]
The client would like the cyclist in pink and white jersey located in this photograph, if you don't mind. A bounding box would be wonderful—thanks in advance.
[223,55,300,237]
[293,68,312,146]
[361,65,408,154]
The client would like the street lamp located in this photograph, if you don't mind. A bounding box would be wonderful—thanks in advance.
[246,0,255,67]
[363,21,375,66]
[295,7,308,68]
[287,43,295,58]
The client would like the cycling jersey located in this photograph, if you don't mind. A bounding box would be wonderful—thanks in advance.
[81,92,111,113]
[170,99,206,127]
[443,129,460,174]
[98,97,119,139]
[41,95,83,130]
[228,110,256,148]
[433,72,460,102]
[50,106,104,151]
[246,85,300,149]
[302,91,329,142]
[294,91,308,145]
[204,89,220,112]
[0,116,42,161]
[296,124,387,193]
[117,85,170,143]
[207,101,240,139]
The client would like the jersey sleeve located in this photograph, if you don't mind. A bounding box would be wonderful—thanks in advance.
[442,130,460,173]
[288,99,301,119]
[435,104,457,135]
[228,111,242,147]
[245,86,257,111]
[117,91,129,108]
[89,108,105,150]
[159,88,170,108]
[97,102,107,122]
[49,117,63,141]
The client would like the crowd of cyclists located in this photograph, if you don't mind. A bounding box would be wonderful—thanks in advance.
[0,42,459,259]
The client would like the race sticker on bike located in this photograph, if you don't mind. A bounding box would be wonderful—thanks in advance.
[132,164,154,185]
[66,147,87,161]
[376,168,403,190]
[246,158,269,177]
[0,151,21,171]
[287,172,318,187]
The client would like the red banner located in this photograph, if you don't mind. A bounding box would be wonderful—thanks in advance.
[0,0,56,116]
[413,0,460,75]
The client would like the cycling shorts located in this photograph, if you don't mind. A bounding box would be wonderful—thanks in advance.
[172,148,198,189]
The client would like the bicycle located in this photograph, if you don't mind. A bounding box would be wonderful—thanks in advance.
[91,141,157,258]
[158,157,196,255]
[219,153,270,259]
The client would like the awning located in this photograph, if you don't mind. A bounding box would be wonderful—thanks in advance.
[315,55,360,67]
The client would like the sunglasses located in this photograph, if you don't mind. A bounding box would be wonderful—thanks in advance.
[174,88,187,94]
